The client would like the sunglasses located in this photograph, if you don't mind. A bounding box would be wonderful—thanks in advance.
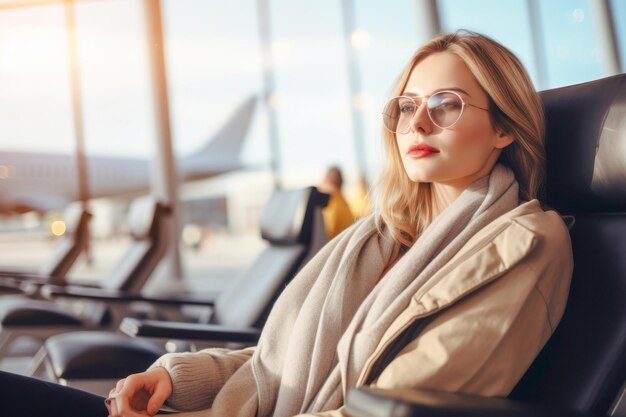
[382,90,489,133]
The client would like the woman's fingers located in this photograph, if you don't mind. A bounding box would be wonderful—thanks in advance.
[107,369,172,416]
[129,388,151,412]
[106,380,123,417]
[146,383,169,416]
[116,379,126,392]
[107,396,150,417]
[107,378,125,402]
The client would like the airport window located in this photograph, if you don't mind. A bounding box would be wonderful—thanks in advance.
[610,0,626,71]
[353,0,427,176]
[162,0,270,281]
[162,0,266,165]
[62,0,155,283]
[73,0,155,162]
[537,0,604,87]
[437,0,538,85]
[269,0,356,182]
[0,5,75,155]
[2,1,154,277]
[438,0,609,89]
[0,1,623,285]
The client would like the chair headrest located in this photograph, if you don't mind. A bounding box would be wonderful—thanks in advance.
[127,196,167,239]
[62,202,91,235]
[260,187,329,245]
[540,74,626,213]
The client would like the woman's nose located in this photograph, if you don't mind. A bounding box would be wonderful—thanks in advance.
[409,102,433,135]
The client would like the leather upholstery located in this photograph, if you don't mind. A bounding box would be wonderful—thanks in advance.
[215,187,329,328]
[102,196,170,293]
[128,196,161,239]
[46,332,165,379]
[213,245,306,328]
[541,75,626,212]
[507,74,626,414]
[0,300,83,326]
[260,187,322,245]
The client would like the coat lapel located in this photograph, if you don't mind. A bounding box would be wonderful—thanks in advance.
[359,201,541,385]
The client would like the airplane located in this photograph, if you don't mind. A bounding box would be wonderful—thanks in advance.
[0,96,257,215]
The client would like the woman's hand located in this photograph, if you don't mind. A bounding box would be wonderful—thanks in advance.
[106,367,173,417]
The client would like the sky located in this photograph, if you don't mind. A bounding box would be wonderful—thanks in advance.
[0,0,623,184]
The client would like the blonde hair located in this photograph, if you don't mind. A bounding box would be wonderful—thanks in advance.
[376,30,545,248]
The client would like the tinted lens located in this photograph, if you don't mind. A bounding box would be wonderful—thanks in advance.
[382,96,421,133]
[427,92,464,128]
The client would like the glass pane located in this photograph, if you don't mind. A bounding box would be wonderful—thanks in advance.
[538,0,604,88]
[354,0,419,181]
[270,0,355,184]
[75,0,154,159]
[610,0,626,71]
[0,4,76,271]
[163,0,268,286]
[437,0,537,86]
[66,0,156,284]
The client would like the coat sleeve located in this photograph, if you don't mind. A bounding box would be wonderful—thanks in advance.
[371,220,573,397]
[148,347,256,410]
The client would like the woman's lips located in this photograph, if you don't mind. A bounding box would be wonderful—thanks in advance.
[408,144,440,159]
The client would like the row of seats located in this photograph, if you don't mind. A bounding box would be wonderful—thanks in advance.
[0,74,625,417]
[0,187,329,391]
[0,196,171,358]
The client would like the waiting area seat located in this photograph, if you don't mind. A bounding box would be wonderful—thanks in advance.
[0,196,170,358]
[0,201,92,294]
[36,186,329,388]
[345,75,626,416]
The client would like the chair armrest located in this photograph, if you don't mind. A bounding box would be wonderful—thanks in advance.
[0,273,50,285]
[40,284,218,307]
[345,387,598,417]
[0,276,41,295]
[119,317,261,344]
[0,276,28,293]
[0,269,37,277]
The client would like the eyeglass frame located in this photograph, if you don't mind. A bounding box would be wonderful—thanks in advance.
[381,90,490,133]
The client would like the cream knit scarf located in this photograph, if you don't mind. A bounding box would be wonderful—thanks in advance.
[251,164,519,417]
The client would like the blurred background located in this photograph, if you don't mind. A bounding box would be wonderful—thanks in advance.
[0,0,624,294]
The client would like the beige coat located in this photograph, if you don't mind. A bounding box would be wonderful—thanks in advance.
[153,200,573,417]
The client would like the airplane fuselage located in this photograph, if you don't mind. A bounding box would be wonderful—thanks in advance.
[0,96,256,214]
[0,151,149,213]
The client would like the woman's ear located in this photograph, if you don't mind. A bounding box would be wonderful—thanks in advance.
[494,131,515,149]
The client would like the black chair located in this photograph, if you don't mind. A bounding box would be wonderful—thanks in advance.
[345,75,626,417]
[0,201,92,294]
[0,196,170,358]
[37,186,329,391]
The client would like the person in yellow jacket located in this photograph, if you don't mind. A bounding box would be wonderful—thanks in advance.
[318,166,355,239]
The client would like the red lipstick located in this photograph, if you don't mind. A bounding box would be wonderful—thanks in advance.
[408,143,440,159]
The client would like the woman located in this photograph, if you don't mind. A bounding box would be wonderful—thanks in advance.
[0,31,572,417]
